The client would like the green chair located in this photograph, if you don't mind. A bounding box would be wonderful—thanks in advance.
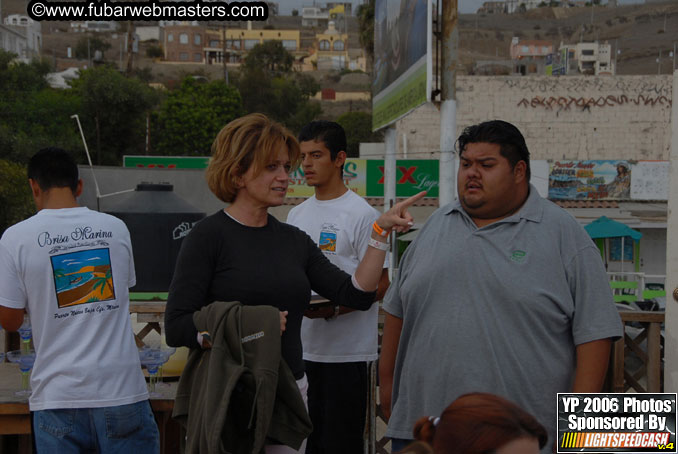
[642,289,666,300]
[609,280,638,304]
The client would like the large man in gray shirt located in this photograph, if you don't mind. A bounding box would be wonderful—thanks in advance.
[379,120,623,453]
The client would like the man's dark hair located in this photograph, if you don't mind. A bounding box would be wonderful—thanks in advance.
[27,147,79,194]
[298,121,347,161]
[456,120,531,181]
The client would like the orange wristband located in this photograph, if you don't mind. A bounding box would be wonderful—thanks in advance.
[373,221,389,237]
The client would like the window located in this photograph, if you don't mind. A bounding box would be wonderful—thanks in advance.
[244,39,259,50]
[210,40,220,48]
[179,52,189,61]
[582,49,594,56]
[319,40,330,51]
[542,46,549,53]
[227,40,241,49]
[194,34,201,45]
[167,33,174,42]
[333,40,344,51]
[194,53,202,62]
[179,33,188,44]
[609,237,634,262]
[282,40,297,51]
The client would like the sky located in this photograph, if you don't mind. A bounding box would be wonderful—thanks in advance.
[275,0,645,16]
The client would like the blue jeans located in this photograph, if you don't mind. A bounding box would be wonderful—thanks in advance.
[391,438,414,453]
[33,400,159,453]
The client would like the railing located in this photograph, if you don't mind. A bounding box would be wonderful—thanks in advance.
[607,310,664,393]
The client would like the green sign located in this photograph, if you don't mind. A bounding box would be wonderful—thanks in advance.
[366,159,438,197]
[122,156,439,198]
[123,156,210,169]
[372,0,432,130]
[373,63,428,130]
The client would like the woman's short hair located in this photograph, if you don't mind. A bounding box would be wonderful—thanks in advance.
[412,393,548,454]
[206,113,300,203]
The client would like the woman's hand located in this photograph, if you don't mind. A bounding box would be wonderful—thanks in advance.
[280,310,288,335]
[375,191,427,235]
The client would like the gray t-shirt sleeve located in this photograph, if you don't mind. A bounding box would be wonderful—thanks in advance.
[383,266,404,318]
[383,235,419,319]
[567,244,623,345]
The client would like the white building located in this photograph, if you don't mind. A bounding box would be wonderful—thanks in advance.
[3,14,41,59]
[0,24,28,60]
[136,26,161,42]
[506,0,543,13]
[302,7,329,27]
[70,21,119,33]
[560,41,615,75]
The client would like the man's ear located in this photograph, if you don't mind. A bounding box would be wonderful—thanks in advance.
[513,161,527,184]
[74,179,83,197]
[28,179,41,198]
[335,150,347,168]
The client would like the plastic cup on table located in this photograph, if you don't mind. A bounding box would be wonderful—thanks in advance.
[156,347,176,387]
[140,349,164,397]
[7,350,36,397]
[18,315,32,354]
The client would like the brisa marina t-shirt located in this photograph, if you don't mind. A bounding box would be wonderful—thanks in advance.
[0,207,148,411]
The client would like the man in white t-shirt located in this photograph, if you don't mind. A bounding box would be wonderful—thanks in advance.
[0,148,159,452]
[287,121,390,454]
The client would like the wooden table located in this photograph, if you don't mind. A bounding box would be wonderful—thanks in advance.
[130,301,167,348]
[0,363,181,453]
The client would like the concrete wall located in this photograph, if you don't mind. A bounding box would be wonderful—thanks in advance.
[395,75,673,161]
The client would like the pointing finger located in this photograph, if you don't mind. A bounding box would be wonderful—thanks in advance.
[396,191,427,210]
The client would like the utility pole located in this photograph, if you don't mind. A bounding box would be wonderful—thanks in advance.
[125,21,134,76]
[221,23,229,83]
[590,2,594,25]
[439,0,459,206]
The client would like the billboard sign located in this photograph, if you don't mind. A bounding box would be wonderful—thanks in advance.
[372,0,432,131]
[548,160,631,200]
[288,159,368,197]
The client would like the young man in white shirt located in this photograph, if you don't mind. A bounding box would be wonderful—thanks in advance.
[0,148,159,452]
[287,122,390,454]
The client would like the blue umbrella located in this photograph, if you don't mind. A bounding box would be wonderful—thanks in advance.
[584,216,642,241]
[584,216,642,272]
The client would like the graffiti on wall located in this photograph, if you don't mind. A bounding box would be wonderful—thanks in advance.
[517,94,671,110]
[501,76,672,95]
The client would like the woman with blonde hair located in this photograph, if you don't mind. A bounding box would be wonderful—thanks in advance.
[399,393,548,454]
[166,113,423,453]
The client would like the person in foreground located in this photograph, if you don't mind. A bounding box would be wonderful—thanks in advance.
[0,148,159,453]
[379,120,623,453]
[287,120,390,454]
[165,113,422,453]
[398,393,548,454]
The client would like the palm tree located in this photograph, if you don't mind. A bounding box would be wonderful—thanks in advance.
[92,268,113,296]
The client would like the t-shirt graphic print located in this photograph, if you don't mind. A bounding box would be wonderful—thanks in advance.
[318,223,338,254]
[50,247,116,308]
